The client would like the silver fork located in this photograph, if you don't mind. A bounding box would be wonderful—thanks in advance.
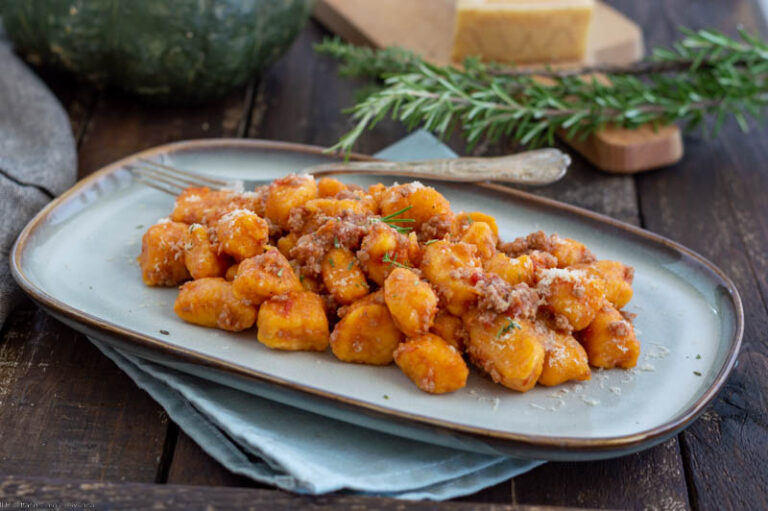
[129,148,570,195]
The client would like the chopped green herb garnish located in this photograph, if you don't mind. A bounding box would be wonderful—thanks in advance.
[496,317,520,338]
[696,354,702,360]
[333,236,340,248]
[136,224,144,230]
[373,205,415,234]
[347,260,355,270]
[383,394,390,400]
[382,251,411,269]
[466,216,474,224]
[328,258,335,267]
[276,268,284,277]
[424,239,440,246]
[693,371,702,376]
[380,205,414,222]
[299,275,305,283]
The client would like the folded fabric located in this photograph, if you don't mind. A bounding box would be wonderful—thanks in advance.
[0,37,77,328]
[94,340,543,500]
[99,131,544,500]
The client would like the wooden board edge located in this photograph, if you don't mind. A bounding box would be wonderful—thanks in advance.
[564,125,684,174]
[313,1,374,46]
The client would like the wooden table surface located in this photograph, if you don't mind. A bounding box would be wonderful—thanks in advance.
[1,1,767,509]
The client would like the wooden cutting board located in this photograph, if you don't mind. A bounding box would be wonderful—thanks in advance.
[314,0,683,173]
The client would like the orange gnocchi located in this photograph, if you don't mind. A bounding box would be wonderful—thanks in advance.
[322,247,370,305]
[383,268,438,337]
[536,268,606,331]
[232,249,302,304]
[330,302,404,365]
[174,278,257,332]
[420,240,482,316]
[257,290,329,351]
[139,221,191,286]
[463,311,544,392]
[141,175,640,395]
[579,304,640,369]
[215,209,269,261]
[393,334,469,394]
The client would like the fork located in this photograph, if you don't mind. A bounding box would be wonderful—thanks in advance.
[129,148,570,195]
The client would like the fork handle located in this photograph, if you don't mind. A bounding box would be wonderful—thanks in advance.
[308,148,570,186]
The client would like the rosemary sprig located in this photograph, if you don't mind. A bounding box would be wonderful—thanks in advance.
[315,38,423,78]
[372,205,415,234]
[382,252,411,269]
[316,28,768,154]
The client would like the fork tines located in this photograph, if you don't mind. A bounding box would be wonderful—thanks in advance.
[129,158,243,196]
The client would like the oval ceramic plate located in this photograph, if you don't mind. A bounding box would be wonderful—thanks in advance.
[11,139,743,461]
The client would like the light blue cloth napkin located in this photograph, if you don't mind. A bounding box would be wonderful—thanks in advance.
[92,131,544,500]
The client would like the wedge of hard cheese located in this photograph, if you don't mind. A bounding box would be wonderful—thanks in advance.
[451,0,595,64]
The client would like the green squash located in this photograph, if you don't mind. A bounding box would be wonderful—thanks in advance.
[1,0,314,103]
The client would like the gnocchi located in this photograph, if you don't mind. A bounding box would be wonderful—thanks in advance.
[141,175,640,395]
[393,334,469,394]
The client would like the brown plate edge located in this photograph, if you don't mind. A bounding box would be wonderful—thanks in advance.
[9,138,744,457]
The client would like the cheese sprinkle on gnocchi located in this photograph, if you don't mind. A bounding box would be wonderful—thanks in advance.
[138,175,639,395]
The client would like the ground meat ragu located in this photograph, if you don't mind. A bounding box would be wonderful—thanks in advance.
[537,308,573,333]
[287,203,374,236]
[500,230,555,257]
[334,188,365,200]
[620,309,637,322]
[608,316,632,336]
[290,217,370,276]
[242,185,269,216]
[473,273,540,318]
[528,250,558,270]
[623,265,636,283]
[419,214,453,242]
[286,206,312,233]
[265,217,281,238]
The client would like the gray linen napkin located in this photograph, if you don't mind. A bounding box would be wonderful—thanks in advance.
[0,40,77,326]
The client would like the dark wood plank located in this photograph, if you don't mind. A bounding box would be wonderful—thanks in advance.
[514,441,688,510]
[34,68,99,146]
[78,84,254,177]
[607,1,768,509]
[246,18,691,508]
[166,432,262,488]
[0,475,598,511]
[0,306,168,481]
[249,22,410,154]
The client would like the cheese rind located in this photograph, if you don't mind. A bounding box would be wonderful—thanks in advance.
[451,0,595,65]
